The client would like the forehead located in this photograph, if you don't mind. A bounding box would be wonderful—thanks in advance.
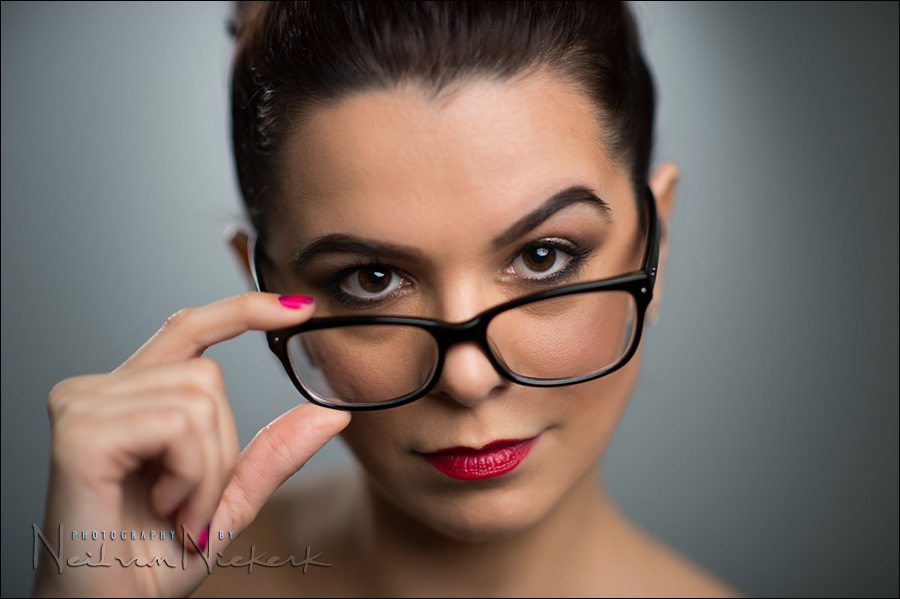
[272,69,632,248]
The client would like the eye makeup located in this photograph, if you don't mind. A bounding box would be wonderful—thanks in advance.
[501,237,593,287]
[284,186,616,312]
[299,235,596,312]
[316,257,415,310]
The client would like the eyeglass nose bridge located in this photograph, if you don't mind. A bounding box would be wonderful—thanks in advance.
[425,315,513,388]
[430,315,490,350]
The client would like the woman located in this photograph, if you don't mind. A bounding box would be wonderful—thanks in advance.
[33,2,739,596]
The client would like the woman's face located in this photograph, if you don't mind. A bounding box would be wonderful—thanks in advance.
[264,69,648,541]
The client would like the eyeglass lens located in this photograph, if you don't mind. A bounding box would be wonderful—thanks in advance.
[285,289,637,406]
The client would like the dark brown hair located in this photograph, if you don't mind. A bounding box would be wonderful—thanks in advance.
[229,1,655,236]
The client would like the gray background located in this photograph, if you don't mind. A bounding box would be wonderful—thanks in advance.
[2,1,897,596]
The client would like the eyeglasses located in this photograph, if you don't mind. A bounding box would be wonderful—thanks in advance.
[250,185,659,411]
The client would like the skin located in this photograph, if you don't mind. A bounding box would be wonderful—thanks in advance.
[192,69,740,596]
[269,68,647,543]
[33,293,351,598]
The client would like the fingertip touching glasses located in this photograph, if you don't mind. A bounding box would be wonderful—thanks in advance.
[250,185,659,411]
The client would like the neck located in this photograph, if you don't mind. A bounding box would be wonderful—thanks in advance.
[353,462,625,596]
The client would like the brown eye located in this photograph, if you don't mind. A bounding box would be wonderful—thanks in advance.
[339,265,407,301]
[507,240,578,281]
[523,246,556,272]
[357,267,389,293]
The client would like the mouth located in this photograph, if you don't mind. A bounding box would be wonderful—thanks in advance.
[418,435,541,481]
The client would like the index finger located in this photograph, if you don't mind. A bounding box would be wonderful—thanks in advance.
[117,292,314,371]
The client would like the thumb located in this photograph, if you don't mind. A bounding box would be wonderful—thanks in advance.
[210,402,351,546]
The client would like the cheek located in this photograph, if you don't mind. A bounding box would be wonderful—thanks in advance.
[338,410,415,478]
[559,344,644,461]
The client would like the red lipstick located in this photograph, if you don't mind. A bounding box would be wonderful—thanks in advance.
[420,436,539,481]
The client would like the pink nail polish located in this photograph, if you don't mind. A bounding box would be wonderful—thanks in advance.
[278,295,314,309]
[198,524,210,552]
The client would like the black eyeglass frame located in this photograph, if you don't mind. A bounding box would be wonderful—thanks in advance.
[250,185,660,411]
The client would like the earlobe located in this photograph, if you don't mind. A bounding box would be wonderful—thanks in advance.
[224,224,254,288]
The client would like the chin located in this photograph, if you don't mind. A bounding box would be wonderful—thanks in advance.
[424,504,550,543]
[368,467,567,544]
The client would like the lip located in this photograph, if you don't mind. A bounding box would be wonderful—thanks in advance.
[419,436,540,481]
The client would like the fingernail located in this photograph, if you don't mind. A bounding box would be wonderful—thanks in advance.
[198,524,210,552]
[278,295,314,309]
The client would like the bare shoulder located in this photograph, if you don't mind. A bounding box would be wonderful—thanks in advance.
[191,468,364,598]
[607,514,744,598]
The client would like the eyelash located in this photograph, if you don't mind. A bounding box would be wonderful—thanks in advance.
[506,238,592,284]
[320,258,406,309]
[319,238,593,310]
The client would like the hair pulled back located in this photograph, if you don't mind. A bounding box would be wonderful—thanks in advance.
[229,1,655,236]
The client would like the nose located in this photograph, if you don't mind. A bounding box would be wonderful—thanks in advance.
[428,339,508,408]
[425,282,510,407]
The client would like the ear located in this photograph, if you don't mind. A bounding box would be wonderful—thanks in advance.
[224,224,255,289]
[647,162,680,324]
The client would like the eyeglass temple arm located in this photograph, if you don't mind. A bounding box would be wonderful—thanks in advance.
[249,230,267,293]
[643,184,661,286]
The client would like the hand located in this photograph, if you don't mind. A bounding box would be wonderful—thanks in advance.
[32,292,351,598]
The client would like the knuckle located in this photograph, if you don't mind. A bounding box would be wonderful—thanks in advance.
[179,387,218,429]
[190,357,226,393]
[164,306,195,330]
[47,375,95,419]
[52,412,87,443]
[166,409,191,436]
[236,291,258,307]
[194,396,219,427]
[51,413,100,467]
[221,476,252,530]
[233,291,261,318]
[261,425,295,468]
[49,377,74,399]
[47,379,74,415]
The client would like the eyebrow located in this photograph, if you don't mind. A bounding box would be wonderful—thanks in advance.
[489,185,610,250]
[289,185,610,267]
[290,234,429,267]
